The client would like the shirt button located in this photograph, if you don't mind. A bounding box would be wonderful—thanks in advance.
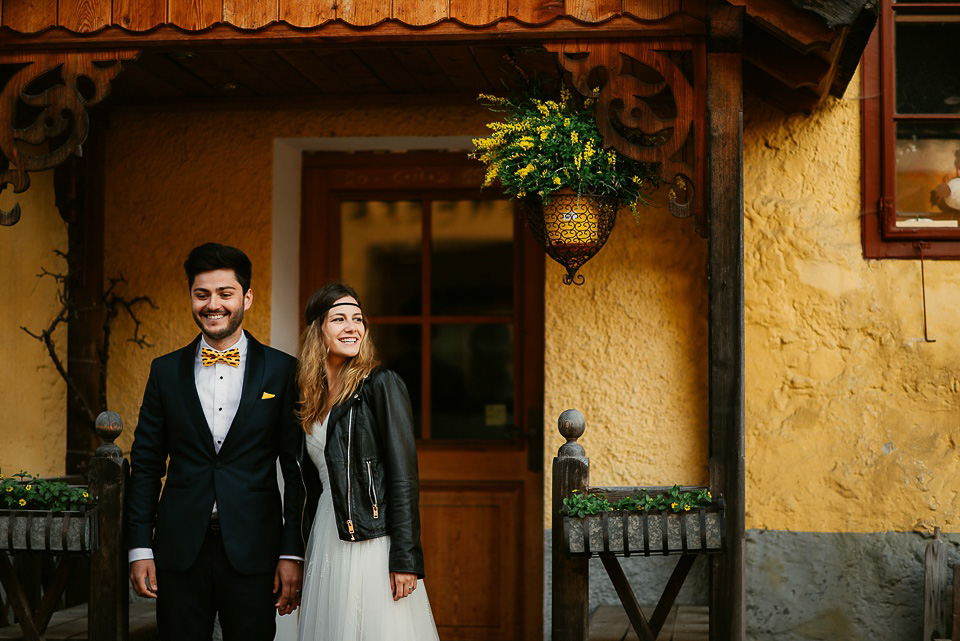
[219,408,223,411]
[220,376,223,380]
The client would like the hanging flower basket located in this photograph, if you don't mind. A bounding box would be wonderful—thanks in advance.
[0,507,98,554]
[520,189,619,285]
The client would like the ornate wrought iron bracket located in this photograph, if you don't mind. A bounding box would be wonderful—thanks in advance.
[0,50,138,226]
[544,39,707,236]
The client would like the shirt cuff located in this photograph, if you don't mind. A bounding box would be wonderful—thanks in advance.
[279,555,305,562]
[129,548,154,563]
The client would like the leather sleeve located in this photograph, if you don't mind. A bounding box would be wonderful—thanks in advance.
[125,359,168,551]
[370,370,425,578]
[278,361,307,557]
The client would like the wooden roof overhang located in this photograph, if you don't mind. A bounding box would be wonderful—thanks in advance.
[0,0,874,230]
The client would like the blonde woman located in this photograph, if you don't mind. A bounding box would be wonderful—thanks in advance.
[296,283,439,641]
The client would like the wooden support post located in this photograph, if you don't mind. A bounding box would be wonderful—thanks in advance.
[706,6,745,641]
[552,409,590,641]
[56,112,107,476]
[925,527,948,641]
[87,411,129,641]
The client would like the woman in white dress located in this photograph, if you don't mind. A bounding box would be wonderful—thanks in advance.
[295,283,440,641]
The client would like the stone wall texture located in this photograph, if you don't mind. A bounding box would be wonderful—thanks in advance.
[0,168,67,476]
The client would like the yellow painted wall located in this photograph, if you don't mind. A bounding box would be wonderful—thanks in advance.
[744,78,960,534]
[0,168,68,477]
[542,202,710,516]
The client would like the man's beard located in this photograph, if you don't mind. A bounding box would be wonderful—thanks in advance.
[193,307,244,341]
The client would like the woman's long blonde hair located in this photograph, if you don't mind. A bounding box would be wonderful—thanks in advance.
[297,283,379,432]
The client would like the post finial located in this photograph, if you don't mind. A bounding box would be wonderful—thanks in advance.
[94,411,123,459]
[557,409,586,457]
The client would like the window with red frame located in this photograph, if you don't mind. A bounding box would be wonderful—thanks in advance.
[862,2,960,258]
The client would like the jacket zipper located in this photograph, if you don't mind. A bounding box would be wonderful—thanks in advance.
[367,461,380,519]
[345,407,355,540]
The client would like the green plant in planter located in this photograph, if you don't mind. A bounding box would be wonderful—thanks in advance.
[565,485,712,517]
[1,470,91,512]
[562,490,613,518]
[470,85,661,217]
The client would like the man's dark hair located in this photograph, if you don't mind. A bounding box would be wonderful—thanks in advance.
[184,243,252,293]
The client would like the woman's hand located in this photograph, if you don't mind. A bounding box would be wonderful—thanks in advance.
[390,571,418,601]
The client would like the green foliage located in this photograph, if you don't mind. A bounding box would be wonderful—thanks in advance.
[566,485,712,517]
[0,470,92,512]
[562,490,612,518]
[470,86,661,216]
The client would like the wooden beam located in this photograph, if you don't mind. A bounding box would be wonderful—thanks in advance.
[706,5,744,641]
[0,14,706,50]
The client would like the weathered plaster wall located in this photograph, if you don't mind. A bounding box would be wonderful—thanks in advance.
[103,102,491,452]
[542,199,710,521]
[0,168,68,476]
[744,79,960,534]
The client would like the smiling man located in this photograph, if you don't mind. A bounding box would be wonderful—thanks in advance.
[126,243,305,641]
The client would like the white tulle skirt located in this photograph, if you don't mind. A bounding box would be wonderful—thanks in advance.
[297,472,439,640]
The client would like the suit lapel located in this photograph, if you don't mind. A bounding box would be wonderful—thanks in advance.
[220,331,265,452]
[178,335,216,456]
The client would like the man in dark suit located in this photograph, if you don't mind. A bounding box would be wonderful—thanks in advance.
[126,243,305,641]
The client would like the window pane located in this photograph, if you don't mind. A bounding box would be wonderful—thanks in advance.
[431,200,514,316]
[895,18,960,114]
[372,324,423,439]
[340,201,422,317]
[895,121,960,229]
[430,323,514,441]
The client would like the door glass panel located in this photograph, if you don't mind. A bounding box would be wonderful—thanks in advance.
[894,121,960,229]
[372,323,423,439]
[431,200,514,316]
[895,18,960,114]
[430,323,514,440]
[340,201,422,317]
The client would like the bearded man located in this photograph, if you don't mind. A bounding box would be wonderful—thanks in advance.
[126,243,305,641]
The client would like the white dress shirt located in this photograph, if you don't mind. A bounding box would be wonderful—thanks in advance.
[130,332,301,564]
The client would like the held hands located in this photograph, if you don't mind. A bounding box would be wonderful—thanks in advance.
[130,559,158,599]
[275,559,304,615]
[390,572,418,601]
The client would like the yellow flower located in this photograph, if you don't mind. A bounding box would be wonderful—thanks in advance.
[4,486,11,492]
[24,485,31,491]
[571,489,578,493]
[82,491,89,499]
[706,491,712,499]
[515,163,536,178]
[571,131,579,144]
[540,131,548,141]
[683,505,691,511]
[563,118,571,127]
[553,177,562,185]
[671,502,678,509]
[18,499,26,506]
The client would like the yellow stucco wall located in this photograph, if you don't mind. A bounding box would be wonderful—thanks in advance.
[0,168,68,477]
[542,201,710,514]
[744,79,960,534]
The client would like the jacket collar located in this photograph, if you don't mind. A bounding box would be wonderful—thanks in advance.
[325,367,382,433]
[178,330,265,456]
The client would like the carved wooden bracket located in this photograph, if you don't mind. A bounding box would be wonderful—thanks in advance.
[0,50,138,226]
[544,39,707,236]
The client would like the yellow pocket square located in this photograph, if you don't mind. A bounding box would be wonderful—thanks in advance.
[261,392,275,400]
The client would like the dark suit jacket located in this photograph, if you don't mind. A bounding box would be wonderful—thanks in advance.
[125,331,305,575]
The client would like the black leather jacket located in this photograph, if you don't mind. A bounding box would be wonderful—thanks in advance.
[300,368,424,578]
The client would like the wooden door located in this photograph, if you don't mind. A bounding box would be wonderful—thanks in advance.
[301,152,545,641]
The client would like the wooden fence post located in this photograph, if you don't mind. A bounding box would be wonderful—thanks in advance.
[552,409,590,641]
[87,411,129,641]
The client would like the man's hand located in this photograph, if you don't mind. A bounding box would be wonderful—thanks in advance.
[390,572,418,601]
[274,559,303,615]
[130,559,158,598]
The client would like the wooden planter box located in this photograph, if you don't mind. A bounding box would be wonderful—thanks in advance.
[0,508,98,554]
[563,506,724,557]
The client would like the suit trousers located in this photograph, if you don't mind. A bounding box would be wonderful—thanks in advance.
[155,526,276,641]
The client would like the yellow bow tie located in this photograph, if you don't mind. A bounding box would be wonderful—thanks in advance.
[201,347,241,367]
